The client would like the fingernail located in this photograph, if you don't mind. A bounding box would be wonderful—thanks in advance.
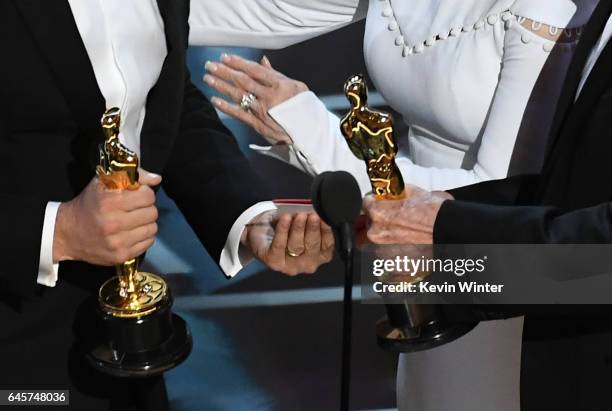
[203,74,215,85]
[262,55,271,65]
[147,172,161,179]
[221,53,230,62]
[211,96,222,107]
[204,61,217,72]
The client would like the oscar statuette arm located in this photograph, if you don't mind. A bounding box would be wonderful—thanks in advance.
[162,74,270,266]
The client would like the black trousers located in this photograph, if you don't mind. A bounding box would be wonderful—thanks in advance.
[521,317,612,411]
[0,280,170,411]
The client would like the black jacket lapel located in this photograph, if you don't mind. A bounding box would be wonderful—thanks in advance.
[538,1,612,205]
[12,0,105,136]
[140,0,188,173]
[568,37,612,128]
[546,0,612,155]
[14,0,191,174]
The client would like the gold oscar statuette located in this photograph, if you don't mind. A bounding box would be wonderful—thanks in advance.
[96,107,169,318]
[340,74,426,283]
[340,74,405,200]
[86,108,192,378]
[340,75,478,352]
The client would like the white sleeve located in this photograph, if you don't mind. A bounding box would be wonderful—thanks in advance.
[38,202,61,287]
[387,19,557,192]
[219,201,277,278]
[265,91,373,195]
[188,0,367,49]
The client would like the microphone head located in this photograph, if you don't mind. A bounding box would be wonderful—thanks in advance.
[311,171,362,227]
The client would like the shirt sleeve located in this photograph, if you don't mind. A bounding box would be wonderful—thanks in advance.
[38,201,61,287]
[188,0,367,48]
[220,200,277,278]
[266,91,373,195]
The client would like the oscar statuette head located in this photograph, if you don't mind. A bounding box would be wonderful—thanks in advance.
[344,73,368,109]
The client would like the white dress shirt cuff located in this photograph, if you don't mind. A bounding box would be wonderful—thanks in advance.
[220,201,277,278]
[38,202,61,287]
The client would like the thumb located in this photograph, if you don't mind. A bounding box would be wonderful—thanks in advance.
[138,169,162,187]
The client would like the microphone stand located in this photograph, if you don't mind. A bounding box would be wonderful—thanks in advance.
[338,223,354,411]
[310,170,364,411]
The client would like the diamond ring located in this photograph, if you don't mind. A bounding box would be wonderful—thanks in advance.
[240,92,257,111]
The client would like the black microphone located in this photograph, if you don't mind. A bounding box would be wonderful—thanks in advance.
[311,171,361,411]
[311,171,361,260]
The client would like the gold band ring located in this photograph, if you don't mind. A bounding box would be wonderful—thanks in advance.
[286,247,304,258]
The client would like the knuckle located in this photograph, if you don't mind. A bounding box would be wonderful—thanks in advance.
[306,222,319,233]
[101,219,120,236]
[98,197,114,213]
[303,263,318,274]
[139,187,155,205]
[151,206,159,221]
[234,71,247,83]
[108,237,123,252]
[115,251,130,264]
[285,267,299,276]
[268,262,282,272]
[146,188,156,204]
[272,243,285,253]
[304,239,317,250]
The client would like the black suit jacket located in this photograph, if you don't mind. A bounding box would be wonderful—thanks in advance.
[0,0,267,405]
[435,1,612,331]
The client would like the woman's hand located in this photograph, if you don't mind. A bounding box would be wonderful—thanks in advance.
[204,54,309,145]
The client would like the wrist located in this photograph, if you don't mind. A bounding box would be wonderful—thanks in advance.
[240,224,250,248]
[53,202,74,262]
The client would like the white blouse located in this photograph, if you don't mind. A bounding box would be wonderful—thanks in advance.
[189,0,595,194]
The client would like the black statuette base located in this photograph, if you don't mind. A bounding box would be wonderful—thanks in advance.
[86,302,192,378]
[376,304,478,353]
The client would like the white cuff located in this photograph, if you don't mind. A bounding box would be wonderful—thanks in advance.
[268,91,372,195]
[249,144,318,176]
[268,91,337,175]
[219,201,277,278]
[38,202,61,287]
